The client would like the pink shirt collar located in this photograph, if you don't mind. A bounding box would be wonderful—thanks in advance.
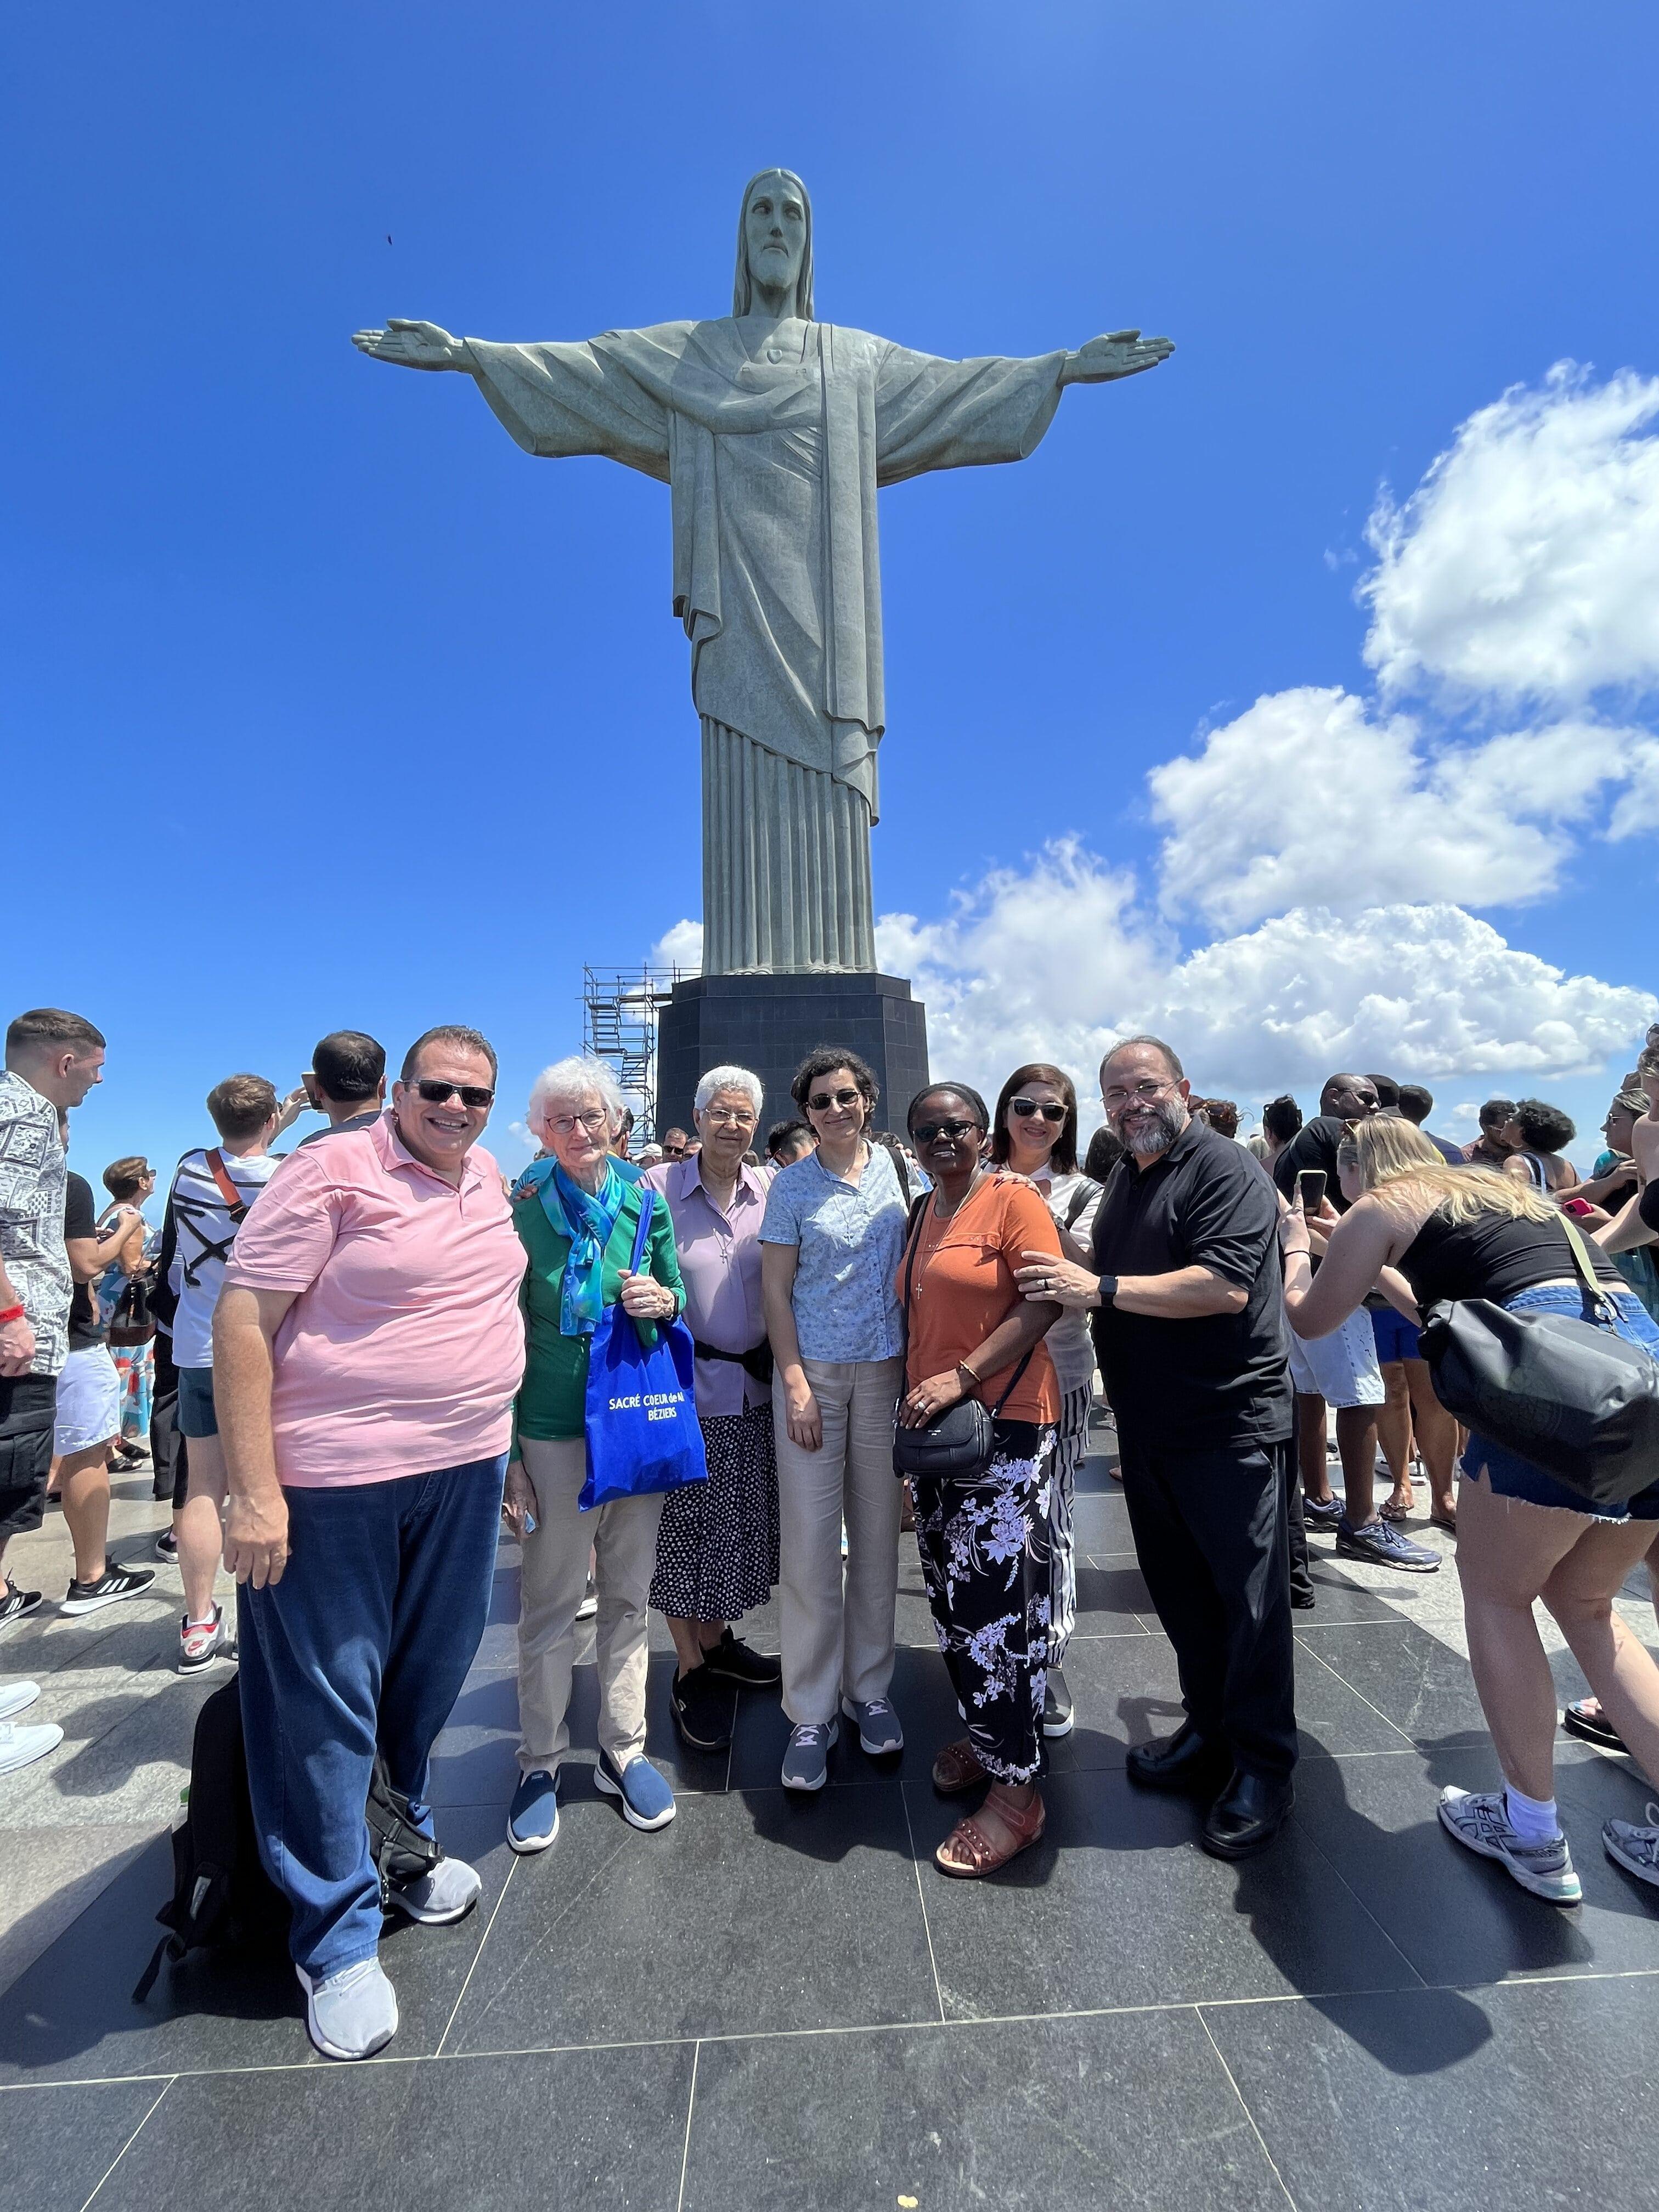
[373,1109,492,1193]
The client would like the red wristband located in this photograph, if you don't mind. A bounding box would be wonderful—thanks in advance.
[0,1303,26,1327]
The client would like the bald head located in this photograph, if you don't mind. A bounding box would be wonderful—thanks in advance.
[1321,1073,1379,1119]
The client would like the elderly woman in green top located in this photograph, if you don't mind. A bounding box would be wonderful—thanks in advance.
[502,1056,687,1850]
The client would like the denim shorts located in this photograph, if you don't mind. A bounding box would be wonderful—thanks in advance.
[1370,1304,1423,1365]
[1463,1282,1659,1522]
[177,1364,219,1439]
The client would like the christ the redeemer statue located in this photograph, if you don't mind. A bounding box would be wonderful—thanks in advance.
[355,168,1172,976]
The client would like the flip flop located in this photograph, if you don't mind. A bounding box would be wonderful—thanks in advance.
[1429,1511,1458,1534]
[1562,1699,1627,1754]
[1379,1497,1413,1523]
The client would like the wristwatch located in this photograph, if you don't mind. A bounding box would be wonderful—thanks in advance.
[1095,1276,1119,1308]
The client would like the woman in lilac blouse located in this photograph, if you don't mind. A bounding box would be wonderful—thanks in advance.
[644,1067,782,1754]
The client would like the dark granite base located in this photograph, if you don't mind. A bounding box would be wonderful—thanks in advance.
[655,970,929,1136]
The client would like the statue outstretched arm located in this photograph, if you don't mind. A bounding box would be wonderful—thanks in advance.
[1059,329,1175,385]
[352,319,473,370]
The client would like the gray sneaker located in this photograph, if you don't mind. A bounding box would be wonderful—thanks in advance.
[1602,1801,1659,1889]
[840,1696,904,1755]
[781,1718,839,1792]
[385,1854,482,1925]
[1437,1787,1582,1904]
[296,1956,399,2060]
[1336,1516,1440,1573]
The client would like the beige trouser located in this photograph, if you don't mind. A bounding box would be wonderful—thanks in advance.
[774,1356,904,1725]
[516,1436,665,1774]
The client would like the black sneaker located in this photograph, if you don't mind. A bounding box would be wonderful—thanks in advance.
[154,1528,178,1561]
[700,1629,781,1689]
[670,1664,733,1751]
[0,1585,43,1629]
[61,1564,157,1616]
[1042,1665,1075,1737]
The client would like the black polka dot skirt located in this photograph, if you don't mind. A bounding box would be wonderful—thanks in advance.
[650,1401,781,1623]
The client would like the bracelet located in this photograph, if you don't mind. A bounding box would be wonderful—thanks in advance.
[956,1360,981,1391]
[0,1303,25,1327]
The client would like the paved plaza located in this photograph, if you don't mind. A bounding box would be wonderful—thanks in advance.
[3,1427,1657,2211]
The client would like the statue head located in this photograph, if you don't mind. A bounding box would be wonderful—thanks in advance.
[733,168,814,320]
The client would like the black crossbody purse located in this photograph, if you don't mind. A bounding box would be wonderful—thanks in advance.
[890,1192,1034,1481]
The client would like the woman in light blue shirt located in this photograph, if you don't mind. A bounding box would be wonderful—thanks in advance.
[761,1047,910,1792]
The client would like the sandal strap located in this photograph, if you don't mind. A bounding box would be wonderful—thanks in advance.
[938,1794,1044,1873]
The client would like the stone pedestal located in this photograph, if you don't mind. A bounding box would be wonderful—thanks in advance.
[655,973,930,1139]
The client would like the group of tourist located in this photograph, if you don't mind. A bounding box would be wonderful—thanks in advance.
[5,1001,1659,2063]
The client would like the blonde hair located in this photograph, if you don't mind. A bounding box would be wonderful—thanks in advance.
[1342,1114,1559,1226]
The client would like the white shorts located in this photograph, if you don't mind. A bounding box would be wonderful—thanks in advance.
[53,1345,123,1454]
[1287,1307,1385,1409]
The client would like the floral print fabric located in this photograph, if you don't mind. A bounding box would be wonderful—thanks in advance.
[914,1423,1055,1783]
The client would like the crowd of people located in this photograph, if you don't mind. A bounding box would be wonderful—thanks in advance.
[4,1003,1659,2061]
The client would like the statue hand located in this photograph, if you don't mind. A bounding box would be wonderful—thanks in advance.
[1062,330,1175,385]
[351,318,469,371]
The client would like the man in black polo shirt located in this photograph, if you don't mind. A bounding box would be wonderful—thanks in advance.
[1015,1034,1296,1858]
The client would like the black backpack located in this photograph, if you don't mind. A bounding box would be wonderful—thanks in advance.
[133,1673,444,2002]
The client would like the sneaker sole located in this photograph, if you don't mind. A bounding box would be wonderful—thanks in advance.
[385,1884,481,1926]
[1335,1537,1440,1573]
[60,1584,155,1616]
[669,1706,732,1754]
[1042,1710,1076,1739]
[839,1700,902,1755]
[296,1968,398,2061]
[1602,1829,1659,1888]
[592,1766,676,1830]
[1436,1801,1582,1903]
[506,1811,560,1856]
[178,1640,229,1674]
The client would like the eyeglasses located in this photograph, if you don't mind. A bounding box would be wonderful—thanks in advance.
[702,1107,756,1127]
[912,1119,983,1146]
[414,1079,496,1109]
[1101,1079,1173,1109]
[1010,1098,1067,1124]
[808,1087,862,1112]
[546,1107,608,1136]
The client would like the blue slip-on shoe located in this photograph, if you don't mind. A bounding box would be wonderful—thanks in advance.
[840,1695,904,1756]
[507,1768,561,1855]
[1336,1516,1440,1573]
[595,1751,676,1831]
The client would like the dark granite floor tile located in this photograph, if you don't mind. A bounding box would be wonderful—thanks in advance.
[1288,1559,1404,1623]
[0,2077,172,2212]
[682,2010,1285,2212]
[906,1767,1416,2017]
[1291,1742,1659,1988]
[89,2044,696,2212]
[1285,1620,1491,1746]
[1066,1488,1132,1551]
[444,1782,936,2051]
[0,1803,512,2085]
[1204,1974,1659,2211]
[1069,1553,1155,1635]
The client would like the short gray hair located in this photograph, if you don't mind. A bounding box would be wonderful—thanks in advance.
[527,1056,626,1139]
[1101,1033,1185,1083]
[694,1064,764,1118]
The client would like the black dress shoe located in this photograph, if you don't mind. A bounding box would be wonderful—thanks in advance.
[700,1629,782,1689]
[1126,1721,1231,1792]
[1200,1769,1295,1859]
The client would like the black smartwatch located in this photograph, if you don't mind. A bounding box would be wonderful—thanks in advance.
[1095,1274,1119,1308]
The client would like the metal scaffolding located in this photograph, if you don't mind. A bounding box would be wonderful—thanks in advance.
[581,966,679,1141]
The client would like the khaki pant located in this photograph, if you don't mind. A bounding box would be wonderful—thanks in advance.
[774,1356,904,1725]
[516,1436,665,1774]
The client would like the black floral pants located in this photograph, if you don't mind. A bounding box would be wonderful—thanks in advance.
[914,1422,1055,1784]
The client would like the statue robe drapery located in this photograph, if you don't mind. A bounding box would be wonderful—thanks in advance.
[467,318,1066,973]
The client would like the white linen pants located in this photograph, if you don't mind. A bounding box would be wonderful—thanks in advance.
[774,1356,904,1726]
[516,1436,665,1774]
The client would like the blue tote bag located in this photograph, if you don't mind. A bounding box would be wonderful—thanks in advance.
[580,1188,709,1511]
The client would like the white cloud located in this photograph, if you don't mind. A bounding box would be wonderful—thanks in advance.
[1150,686,1645,929]
[875,841,1654,1111]
[1361,362,1659,704]
[651,918,704,972]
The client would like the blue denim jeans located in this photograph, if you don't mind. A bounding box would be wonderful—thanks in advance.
[238,1454,507,1978]
[1464,1285,1659,1522]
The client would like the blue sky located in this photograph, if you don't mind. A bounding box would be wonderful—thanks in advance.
[7,1,1658,1191]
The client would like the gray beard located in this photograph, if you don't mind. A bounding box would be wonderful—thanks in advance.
[1118,1098,1190,1158]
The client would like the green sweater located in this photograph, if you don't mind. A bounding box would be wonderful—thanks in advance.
[512,1181,687,1443]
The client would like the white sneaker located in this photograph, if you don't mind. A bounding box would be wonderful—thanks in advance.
[1437,1786,1582,1905]
[385,1855,482,1925]
[574,1577,599,1622]
[0,1681,40,1723]
[0,1718,64,1775]
[296,1957,399,2060]
[179,1604,230,1674]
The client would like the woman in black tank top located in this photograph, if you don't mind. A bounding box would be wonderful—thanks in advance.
[1278,1112,1659,1908]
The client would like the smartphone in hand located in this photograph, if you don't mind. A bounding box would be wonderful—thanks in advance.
[1296,1169,1327,1215]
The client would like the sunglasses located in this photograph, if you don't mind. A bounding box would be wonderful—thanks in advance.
[414,1079,496,1108]
[1010,1098,1067,1124]
[808,1087,862,1112]
[912,1118,983,1146]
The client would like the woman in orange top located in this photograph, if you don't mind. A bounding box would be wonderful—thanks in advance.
[896,1082,1063,1877]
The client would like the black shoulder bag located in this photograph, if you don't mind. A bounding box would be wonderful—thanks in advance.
[1418,1214,1659,1509]
[890,1190,1032,1482]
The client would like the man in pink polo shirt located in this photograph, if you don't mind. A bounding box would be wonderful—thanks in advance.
[215,1024,526,2063]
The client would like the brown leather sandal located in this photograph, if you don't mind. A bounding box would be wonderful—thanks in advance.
[932,1737,989,1795]
[935,1788,1046,1878]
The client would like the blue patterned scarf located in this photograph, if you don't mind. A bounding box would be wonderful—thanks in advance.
[515,1158,626,1337]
